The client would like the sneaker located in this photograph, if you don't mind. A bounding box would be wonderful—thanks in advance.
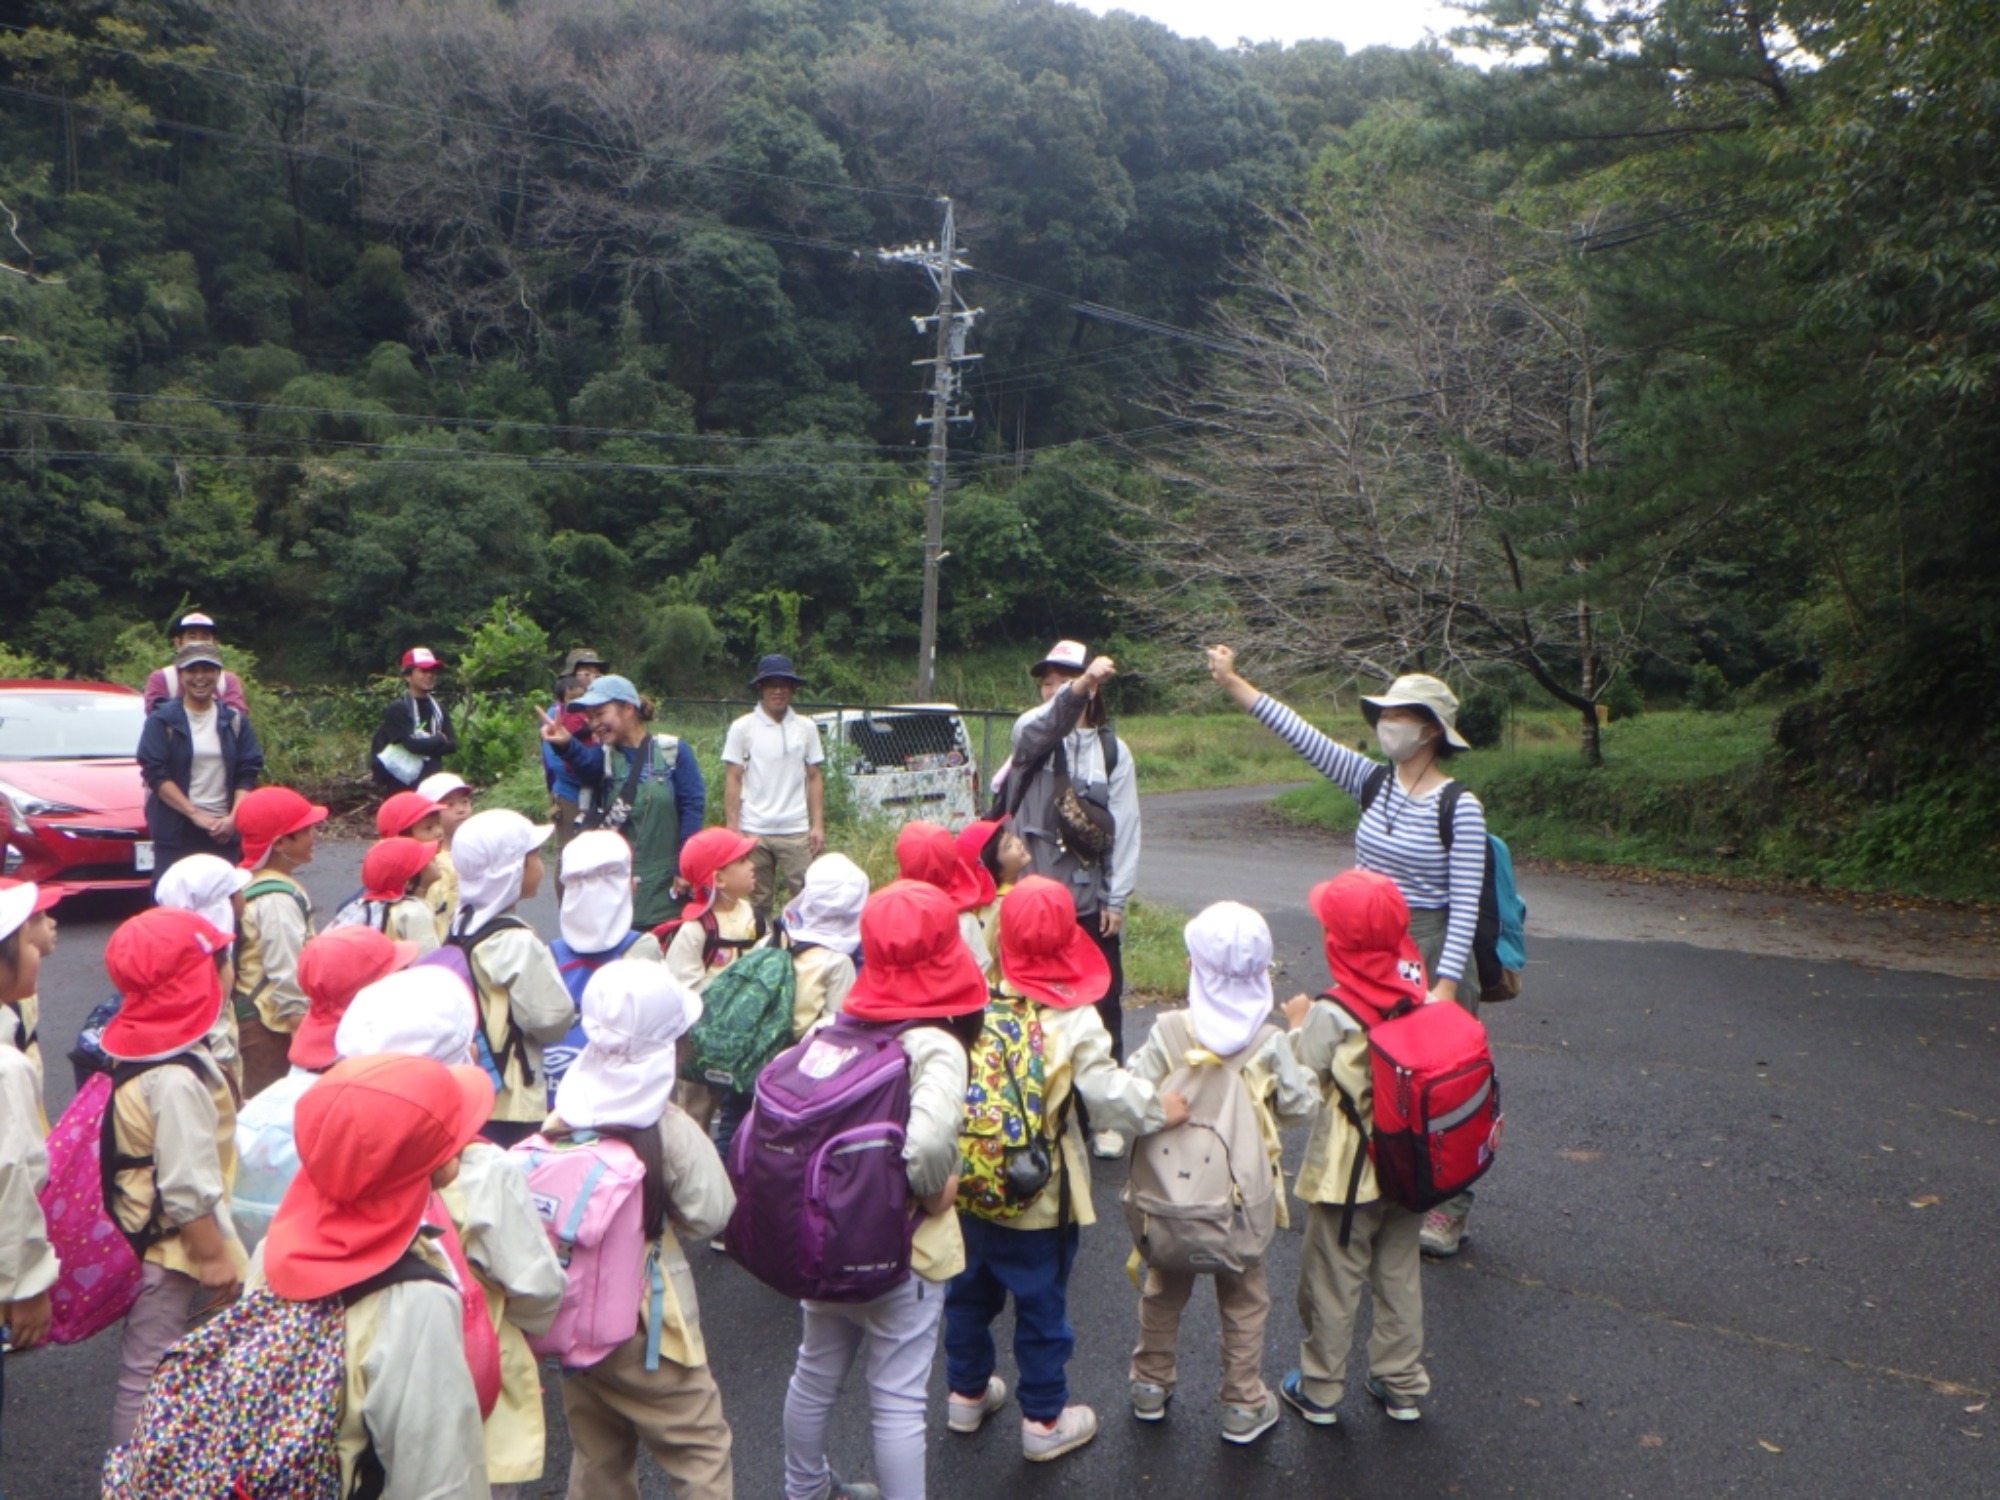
[1023,1404,1099,1461]
[1419,1206,1467,1258]
[948,1375,1009,1434]
[815,1474,880,1500]
[1130,1381,1172,1423]
[1364,1374,1422,1423]
[1091,1129,1127,1159]
[1221,1392,1281,1445]
[1279,1370,1339,1427]
[709,1236,727,1254]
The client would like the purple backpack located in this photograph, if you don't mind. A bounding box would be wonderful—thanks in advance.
[726,1018,920,1303]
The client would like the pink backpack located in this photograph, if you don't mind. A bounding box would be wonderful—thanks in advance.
[39,1071,144,1345]
[510,1131,660,1370]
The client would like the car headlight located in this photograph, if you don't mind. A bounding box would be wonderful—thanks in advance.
[0,780,87,834]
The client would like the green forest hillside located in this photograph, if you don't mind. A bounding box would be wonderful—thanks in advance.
[1,0,1995,889]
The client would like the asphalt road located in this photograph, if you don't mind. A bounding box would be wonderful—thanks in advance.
[7,793,1998,1499]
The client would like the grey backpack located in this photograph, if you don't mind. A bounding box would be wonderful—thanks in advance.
[1121,1010,1281,1276]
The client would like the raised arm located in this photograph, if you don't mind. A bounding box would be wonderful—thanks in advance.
[1206,645,1375,801]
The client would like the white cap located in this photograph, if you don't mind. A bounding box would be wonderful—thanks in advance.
[154,855,254,938]
[0,884,40,946]
[1184,901,1276,1056]
[416,772,470,803]
[336,967,477,1066]
[1029,639,1089,678]
[554,961,702,1130]
[782,853,870,954]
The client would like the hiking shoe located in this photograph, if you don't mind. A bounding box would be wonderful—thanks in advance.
[1023,1404,1099,1461]
[948,1375,1009,1434]
[1280,1370,1339,1427]
[814,1474,880,1500]
[1365,1374,1422,1423]
[1091,1130,1127,1159]
[1419,1207,1467,1258]
[1221,1393,1281,1445]
[1130,1381,1172,1423]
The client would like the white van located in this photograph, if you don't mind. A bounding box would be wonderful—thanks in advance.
[811,704,980,830]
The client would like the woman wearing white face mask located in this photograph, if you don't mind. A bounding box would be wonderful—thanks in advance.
[1203,646,1488,1260]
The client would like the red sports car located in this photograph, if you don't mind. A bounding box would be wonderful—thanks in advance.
[0,680,152,891]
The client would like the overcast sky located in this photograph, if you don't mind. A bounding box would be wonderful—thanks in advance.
[1076,0,1472,51]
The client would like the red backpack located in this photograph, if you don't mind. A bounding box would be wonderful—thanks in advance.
[1323,989,1501,1243]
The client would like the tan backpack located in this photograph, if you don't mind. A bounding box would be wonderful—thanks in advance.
[1122,1010,1281,1276]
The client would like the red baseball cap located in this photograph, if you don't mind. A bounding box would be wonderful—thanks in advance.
[362,837,440,902]
[678,827,759,922]
[100,907,231,1061]
[400,647,442,672]
[236,786,330,869]
[263,1054,492,1302]
[997,876,1108,1010]
[843,881,990,1023]
[375,790,439,839]
[290,927,422,1072]
[1308,870,1429,1019]
[895,821,995,914]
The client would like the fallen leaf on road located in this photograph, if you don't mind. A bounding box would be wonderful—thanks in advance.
[1557,1149,1603,1162]
[1758,1440,1783,1454]
[1522,1396,1542,1408]
[1965,1403,1987,1414]
[1568,1394,1585,1406]
[1961,1430,1983,1440]
[1930,1380,1975,1396]
[1639,1434,1665,1449]
[1909,1195,1943,1208]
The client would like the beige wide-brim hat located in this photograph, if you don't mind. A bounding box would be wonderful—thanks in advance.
[1361,674,1473,750]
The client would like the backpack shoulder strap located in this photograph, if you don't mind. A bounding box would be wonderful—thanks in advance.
[453,916,537,1086]
[339,1249,451,1308]
[1437,779,1466,852]
[243,877,310,919]
[101,1053,214,1256]
[1098,724,1119,776]
[1359,763,1392,814]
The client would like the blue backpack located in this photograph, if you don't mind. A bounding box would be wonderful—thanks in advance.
[1362,769,1528,1000]
[546,932,643,1105]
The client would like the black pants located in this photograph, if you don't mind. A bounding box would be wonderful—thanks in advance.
[1079,910,1127,1063]
[151,824,243,895]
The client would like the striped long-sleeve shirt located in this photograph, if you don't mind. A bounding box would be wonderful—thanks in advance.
[1253,693,1487,986]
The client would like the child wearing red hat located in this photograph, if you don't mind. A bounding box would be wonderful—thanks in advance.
[359,835,445,953]
[896,820,997,979]
[1125,901,1318,1443]
[0,880,62,1441]
[259,1054,495,1497]
[783,881,983,1500]
[100,906,249,1446]
[954,817,1030,985]
[941,875,1183,1463]
[1277,869,1435,1427]
[230,785,329,1099]
[665,827,764,1135]
[231,928,421,1252]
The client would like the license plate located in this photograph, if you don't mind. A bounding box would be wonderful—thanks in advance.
[133,841,155,873]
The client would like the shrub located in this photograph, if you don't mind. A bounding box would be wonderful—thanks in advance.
[1685,663,1733,712]
[1600,674,1646,722]
[1456,686,1509,748]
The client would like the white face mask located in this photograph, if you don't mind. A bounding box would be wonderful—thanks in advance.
[1376,720,1431,764]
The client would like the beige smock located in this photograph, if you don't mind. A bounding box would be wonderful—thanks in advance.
[0,1045,57,1302]
[107,1046,248,1278]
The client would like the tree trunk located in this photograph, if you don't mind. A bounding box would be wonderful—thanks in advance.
[1577,600,1602,766]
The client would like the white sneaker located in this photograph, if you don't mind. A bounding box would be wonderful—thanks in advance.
[1023,1404,1099,1461]
[1091,1130,1127,1159]
[948,1375,1009,1434]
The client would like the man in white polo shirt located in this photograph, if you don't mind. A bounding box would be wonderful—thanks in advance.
[722,654,825,923]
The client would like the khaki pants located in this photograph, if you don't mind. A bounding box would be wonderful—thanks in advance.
[235,1010,293,1101]
[1129,1261,1273,1407]
[560,1330,733,1500]
[749,833,814,925]
[1295,1201,1429,1406]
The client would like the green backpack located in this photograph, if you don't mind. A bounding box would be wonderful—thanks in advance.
[680,945,797,1092]
[956,994,1053,1222]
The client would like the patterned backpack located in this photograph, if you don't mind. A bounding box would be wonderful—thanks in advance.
[101,1255,448,1499]
[37,1071,143,1345]
[956,994,1053,1222]
[679,944,797,1093]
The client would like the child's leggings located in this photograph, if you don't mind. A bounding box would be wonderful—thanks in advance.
[783,1277,943,1500]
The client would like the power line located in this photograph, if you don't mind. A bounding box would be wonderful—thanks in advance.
[0,446,903,480]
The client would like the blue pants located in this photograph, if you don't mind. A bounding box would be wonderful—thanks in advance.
[944,1218,1080,1424]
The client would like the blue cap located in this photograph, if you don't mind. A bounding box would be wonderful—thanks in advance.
[571,673,641,709]
[749,654,806,689]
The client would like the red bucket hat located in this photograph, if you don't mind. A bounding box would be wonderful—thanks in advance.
[895,821,995,913]
[375,790,439,839]
[290,927,422,1073]
[678,827,759,922]
[954,816,1007,869]
[236,786,330,870]
[843,881,990,1023]
[100,907,231,1061]
[1308,870,1429,1019]
[263,1054,492,1302]
[362,837,440,902]
[997,876,1109,1010]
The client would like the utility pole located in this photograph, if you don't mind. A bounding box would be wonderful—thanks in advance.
[879,199,980,699]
